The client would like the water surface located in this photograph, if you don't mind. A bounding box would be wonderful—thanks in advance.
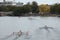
[0,16,60,40]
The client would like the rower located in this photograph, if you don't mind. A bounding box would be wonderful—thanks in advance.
[18,30,22,37]
[26,31,29,36]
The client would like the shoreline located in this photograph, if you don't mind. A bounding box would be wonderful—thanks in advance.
[0,15,60,17]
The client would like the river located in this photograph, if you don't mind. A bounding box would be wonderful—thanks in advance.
[0,16,60,40]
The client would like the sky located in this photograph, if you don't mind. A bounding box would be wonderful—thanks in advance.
[0,0,60,5]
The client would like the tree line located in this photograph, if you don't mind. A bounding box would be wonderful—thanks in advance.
[0,1,60,16]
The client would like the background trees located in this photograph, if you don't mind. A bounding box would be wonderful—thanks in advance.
[31,1,39,13]
[50,3,60,14]
[39,3,60,15]
[39,4,50,12]
[13,1,39,16]
[0,1,60,16]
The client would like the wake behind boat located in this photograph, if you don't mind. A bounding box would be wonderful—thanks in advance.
[0,30,32,40]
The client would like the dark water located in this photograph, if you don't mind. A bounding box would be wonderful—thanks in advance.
[0,16,60,40]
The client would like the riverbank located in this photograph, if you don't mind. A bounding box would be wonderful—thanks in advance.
[0,13,60,17]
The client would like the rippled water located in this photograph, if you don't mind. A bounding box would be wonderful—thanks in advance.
[0,16,60,40]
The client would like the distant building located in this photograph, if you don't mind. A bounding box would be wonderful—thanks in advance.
[0,0,23,6]
[16,2,23,7]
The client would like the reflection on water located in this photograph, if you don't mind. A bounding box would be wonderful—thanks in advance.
[0,16,60,40]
